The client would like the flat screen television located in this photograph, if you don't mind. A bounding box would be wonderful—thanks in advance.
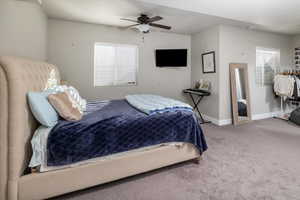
[155,49,187,67]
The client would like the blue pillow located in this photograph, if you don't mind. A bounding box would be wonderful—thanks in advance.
[27,91,59,127]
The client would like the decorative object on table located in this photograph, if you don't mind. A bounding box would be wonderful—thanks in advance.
[183,88,211,124]
[202,51,216,73]
[195,79,211,91]
[229,63,252,125]
[195,81,201,89]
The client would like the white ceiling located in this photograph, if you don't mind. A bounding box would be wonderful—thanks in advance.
[28,0,300,35]
[32,0,252,35]
[138,0,300,35]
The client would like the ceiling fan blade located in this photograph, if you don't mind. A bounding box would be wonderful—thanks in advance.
[122,24,140,29]
[147,16,163,23]
[120,18,139,23]
[149,23,171,30]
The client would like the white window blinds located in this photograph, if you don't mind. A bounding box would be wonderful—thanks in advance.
[94,43,138,86]
[256,47,280,85]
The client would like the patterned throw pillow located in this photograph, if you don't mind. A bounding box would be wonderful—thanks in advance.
[68,86,87,113]
[48,92,83,121]
[48,85,87,113]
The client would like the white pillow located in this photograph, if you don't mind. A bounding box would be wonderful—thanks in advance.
[67,86,87,113]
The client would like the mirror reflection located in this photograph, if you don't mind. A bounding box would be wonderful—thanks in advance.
[230,63,251,125]
[235,68,248,119]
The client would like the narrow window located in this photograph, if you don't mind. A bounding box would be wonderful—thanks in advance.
[256,47,280,85]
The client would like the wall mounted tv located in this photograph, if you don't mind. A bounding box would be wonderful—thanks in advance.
[155,49,188,67]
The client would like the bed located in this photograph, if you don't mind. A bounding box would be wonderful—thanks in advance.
[0,56,206,200]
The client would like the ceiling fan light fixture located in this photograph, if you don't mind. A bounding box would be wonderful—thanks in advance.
[136,24,150,33]
[121,14,171,33]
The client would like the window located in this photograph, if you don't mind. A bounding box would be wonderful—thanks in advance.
[94,43,138,86]
[256,47,280,86]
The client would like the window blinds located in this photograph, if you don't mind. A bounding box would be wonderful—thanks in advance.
[94,43,138,86]
[256,47,280,86]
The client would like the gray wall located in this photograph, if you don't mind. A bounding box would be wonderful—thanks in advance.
[0,0,47,60]
[47,19,192,101]
[191,25,294,123]
[219,25,293,120]
[293,35,300,48]
[191,26,220,119]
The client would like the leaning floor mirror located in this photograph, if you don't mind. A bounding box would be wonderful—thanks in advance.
[229,63,252,125]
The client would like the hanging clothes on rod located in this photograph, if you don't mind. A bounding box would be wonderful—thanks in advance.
[293,75,300,99]
[274,69,300,100]
[274,74,295,99]
[273,73,297,120]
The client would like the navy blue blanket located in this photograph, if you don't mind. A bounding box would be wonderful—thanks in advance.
[47,100,207,166]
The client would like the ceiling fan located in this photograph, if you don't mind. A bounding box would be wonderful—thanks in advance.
[121,14,171,33]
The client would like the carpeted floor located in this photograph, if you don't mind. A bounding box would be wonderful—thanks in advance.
[52,119,300,200]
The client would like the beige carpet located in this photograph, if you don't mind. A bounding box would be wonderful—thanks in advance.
[52,119,300,200]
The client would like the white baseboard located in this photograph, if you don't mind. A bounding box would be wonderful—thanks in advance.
[200,114,219,125]
[251,112,279,120]
[252,110,293,120]
[201,114,232,126]
[218,118,232,126]
[200,110,293,126]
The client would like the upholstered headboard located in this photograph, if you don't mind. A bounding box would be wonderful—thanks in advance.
[0,56,60,200]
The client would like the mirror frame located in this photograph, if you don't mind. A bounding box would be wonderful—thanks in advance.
[229,63,252,125]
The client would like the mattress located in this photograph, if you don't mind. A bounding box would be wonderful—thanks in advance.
[29,125,185,172]
[47,99,207,166]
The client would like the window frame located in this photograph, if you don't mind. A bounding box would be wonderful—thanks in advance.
[93,42,139,87]
[255,46,281,86]
[256,46,280,68]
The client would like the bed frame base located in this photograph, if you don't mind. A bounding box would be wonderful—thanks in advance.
[193,156,202,164]
[19,144,199,200]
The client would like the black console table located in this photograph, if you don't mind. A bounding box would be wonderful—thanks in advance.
[183,89,211,124]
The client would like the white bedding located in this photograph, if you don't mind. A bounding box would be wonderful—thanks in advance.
[29,126,184,172]
[125,94,192,114]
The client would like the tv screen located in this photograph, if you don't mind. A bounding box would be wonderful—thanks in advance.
[155,49,187,67]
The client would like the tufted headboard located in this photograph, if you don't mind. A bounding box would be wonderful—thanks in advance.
[0,56,60,200]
